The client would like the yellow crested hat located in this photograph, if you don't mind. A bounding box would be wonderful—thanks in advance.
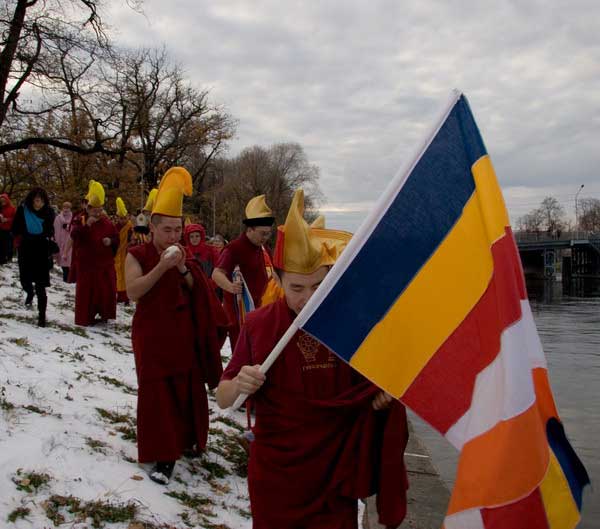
[243,194,275,226]
[143,188,158,212]
[86,180,105,208]
[310,215,325,229]
[116,197,128,217]
[273,189,352,274]
[152,167,193,217]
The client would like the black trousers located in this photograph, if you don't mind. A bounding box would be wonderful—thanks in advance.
[0,230,11,264]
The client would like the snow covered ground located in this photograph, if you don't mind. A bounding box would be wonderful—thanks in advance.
[0,262,252,529]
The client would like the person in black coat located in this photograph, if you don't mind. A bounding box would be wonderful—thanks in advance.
[11,187,56,327]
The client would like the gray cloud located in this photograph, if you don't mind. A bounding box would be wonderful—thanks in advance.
[108,0,600,231]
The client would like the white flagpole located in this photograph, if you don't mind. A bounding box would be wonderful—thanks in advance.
[230,321,299,410]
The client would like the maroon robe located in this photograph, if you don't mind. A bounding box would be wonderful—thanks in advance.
[222,298,409,529]
[129,242,227,462]
[71,216,118,326]
[216,232,270,348]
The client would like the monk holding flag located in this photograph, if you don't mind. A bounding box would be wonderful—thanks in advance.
[216,189,408,529]
[71,181,118,326]
[212,195,276,349]
[125,167,227,485]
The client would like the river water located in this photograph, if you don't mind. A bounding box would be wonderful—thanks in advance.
[412,279,599,529]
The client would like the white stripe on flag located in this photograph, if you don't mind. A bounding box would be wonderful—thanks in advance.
[445,301,546,449]
[444,508,485,529]
[520,300,546,370]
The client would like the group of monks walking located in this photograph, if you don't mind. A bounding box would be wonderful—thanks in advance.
[1,168,409,528]
[123,167,409,529]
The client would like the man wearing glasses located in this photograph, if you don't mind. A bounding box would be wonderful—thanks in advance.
[212,195,275,349]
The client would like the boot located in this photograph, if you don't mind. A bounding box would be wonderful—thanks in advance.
[37,287,47,327]
[24,290,34,306]
[149,461,175,485]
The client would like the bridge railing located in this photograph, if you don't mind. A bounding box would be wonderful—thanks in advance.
[514,230,600,243]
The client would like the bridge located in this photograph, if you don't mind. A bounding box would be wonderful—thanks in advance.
[515,231,600,280]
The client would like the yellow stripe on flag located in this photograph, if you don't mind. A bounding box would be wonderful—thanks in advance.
[540,451,581,529]
[350,176,506,396]
[471,155,510,245]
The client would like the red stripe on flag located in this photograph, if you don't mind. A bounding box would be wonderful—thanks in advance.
[481,487,550,529]
[402,227,526,433]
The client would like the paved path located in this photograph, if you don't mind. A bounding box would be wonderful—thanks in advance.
[364,421,450,529]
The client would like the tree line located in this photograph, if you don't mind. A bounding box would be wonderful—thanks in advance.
[516,196,600,235]
[0,0,321,241]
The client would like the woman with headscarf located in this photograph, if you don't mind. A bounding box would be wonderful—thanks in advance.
[11,187,56,327]
[54,201,73,282]
[183,224,219,277]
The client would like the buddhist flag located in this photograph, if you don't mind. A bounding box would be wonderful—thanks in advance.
[295,91,589,528]
[233,265,255,326]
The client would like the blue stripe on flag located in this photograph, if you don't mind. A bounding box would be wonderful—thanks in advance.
[547,418,591,510]
[303,96,487,362]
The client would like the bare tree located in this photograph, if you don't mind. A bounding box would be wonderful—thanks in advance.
[104,48,235,190]
[0,0,142,156]
[192,143,322,240]
[538,196,565,234]
[578,198,600,233]
[516,209,544,234]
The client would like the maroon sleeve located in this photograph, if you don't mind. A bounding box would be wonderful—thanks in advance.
[71,222,90,241]
[221,323,253,380]
[216,243,236,277]
[107,220,119,254]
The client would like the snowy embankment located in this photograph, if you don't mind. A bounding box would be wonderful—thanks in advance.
[0,262,251,529]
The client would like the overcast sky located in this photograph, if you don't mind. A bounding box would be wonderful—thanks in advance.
[108,0,600,232]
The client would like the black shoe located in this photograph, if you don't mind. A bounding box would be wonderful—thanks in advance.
[37,314,46,327]
[25,292,34,306]
[149,461,175,485]
[183,445,202,459]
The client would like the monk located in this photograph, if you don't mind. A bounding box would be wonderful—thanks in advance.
[216,190,408,529]
[125,167,227,485]
[66,197,89,284]
[212,195,275,348]
[0,193,16,264]
[71,181,118,326]
[114,197,133,303]
[131,188,157,246]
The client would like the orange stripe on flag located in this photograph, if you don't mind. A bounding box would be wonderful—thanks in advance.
[448,403,549,514]
[532,367,559,425]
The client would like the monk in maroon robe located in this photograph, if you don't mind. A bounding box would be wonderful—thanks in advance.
[212,195,275,349]
[71,206,118,326]
[217,189,408,529]
[126,212,227,485]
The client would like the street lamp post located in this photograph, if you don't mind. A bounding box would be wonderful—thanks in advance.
[575,184,584,233]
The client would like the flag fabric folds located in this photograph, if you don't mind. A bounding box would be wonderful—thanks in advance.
[295,92,589,528]
[233,265,255,326]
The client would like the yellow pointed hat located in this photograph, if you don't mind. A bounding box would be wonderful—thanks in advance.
[243,194,275,226]
[143,188,158,212]
[152,167,193,217]
[310,215,325,229]
[273,189,352,274]
[116,197,128,217]
[86,180,105,208]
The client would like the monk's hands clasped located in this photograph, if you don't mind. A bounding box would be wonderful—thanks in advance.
[372,390,394,410]
[235,364,265,395]
[160,244,186,270]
